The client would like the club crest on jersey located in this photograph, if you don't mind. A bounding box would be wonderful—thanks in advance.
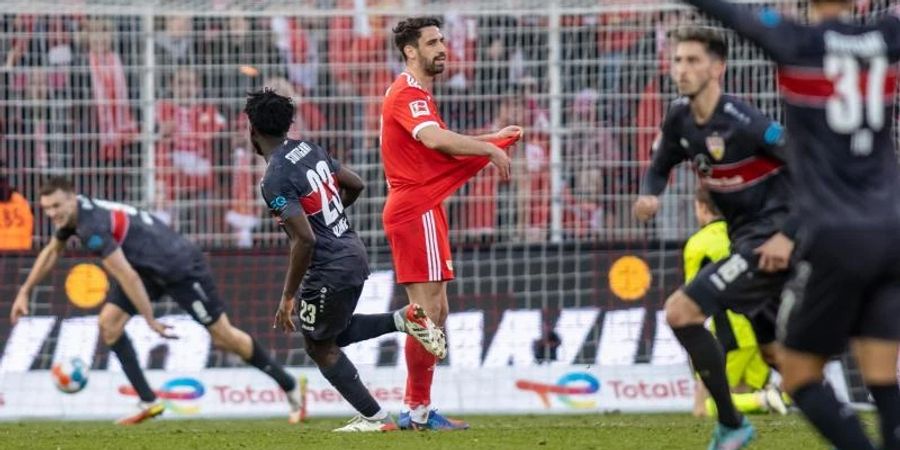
[706,135,725,161]
[409,100,430,118]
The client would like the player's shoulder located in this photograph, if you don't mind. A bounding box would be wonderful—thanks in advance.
[387,73,429,99]
[666,97,690,114]
[73,196,106,232]
[661,97,691,127]
[687,220,730,254]
[719,95,766,125]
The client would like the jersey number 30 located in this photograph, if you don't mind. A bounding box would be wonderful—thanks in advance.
[824,54,888,156]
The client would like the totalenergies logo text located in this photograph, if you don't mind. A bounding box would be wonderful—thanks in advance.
[119,377,205,415]
[515,372,600,409]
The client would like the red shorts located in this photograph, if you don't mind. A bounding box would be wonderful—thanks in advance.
[385,207,454,284]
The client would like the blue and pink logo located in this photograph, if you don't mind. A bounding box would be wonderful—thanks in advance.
[516,372,600,409]
[119,377,205,415]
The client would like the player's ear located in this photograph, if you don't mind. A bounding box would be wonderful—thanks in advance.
[403,44,417,61]
[712,58,726,79]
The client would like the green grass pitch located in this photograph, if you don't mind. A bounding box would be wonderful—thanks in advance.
[0,413,864,449]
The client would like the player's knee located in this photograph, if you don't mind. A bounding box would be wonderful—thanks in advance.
[306,342,340,367]
[778,352,825,394]
[419,302,442,324]
[98,318,124,345]
[210,327,240,352]
[665,292,704,328]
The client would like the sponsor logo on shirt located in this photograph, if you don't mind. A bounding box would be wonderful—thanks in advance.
[86,235,104,250]
[269,196,287,211]
[723,102,751,125]
[409,100,430,118]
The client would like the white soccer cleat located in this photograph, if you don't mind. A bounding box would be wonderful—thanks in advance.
[333,414,397,432]
[286,375,308,424]
[399,304,447,359]
[764,384,789,415]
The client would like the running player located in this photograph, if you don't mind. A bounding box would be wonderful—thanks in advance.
[381,16,522,430]
[679,1,900,449]
[246,89,446,432]
[633,27,797,449]
[686,187,787,418]
[10,177,303,425]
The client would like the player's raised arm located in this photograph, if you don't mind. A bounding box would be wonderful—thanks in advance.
[101,248,175,339]
[681,0,799,63]
[10,235,67,324]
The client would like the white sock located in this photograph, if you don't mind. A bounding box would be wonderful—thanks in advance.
[393,309,406,332]
[285,385,301,409]
[366,408,388,421]
[410,405,430,423]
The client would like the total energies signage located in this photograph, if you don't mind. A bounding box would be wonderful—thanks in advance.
[0,363,859,420]
[514,365,696,413]
[0,365,699,420]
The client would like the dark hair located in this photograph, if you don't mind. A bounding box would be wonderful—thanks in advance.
[695,185,722,217]
[392,16,443,60]
[243,89,295,138]
[39,177,75,197]
[672,26,728,61]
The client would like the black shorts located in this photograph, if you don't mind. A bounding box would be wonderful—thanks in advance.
[296,284,364,341]
[108,269,225,327]
[779,226,900,356]
[684,246,790,334]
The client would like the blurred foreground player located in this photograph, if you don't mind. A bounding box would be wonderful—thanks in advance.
[246,89,446,432]
[633,27,797,449]
[680,0,900,448]
[381,16,521,430]
[10,177,303,425]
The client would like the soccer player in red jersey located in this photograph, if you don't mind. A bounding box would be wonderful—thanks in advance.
[381,16,522,430]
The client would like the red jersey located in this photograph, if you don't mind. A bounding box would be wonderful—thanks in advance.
[380,72,490,227]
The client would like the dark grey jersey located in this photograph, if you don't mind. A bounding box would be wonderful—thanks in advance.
[685,0,900,229]
[55,196,202,283]
[260,139,369,291]
[641,95,795,246]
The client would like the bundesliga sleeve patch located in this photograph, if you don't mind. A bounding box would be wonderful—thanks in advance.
[408,100,430,118]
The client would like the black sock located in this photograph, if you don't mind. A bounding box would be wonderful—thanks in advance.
[672,324,742,428]
[246,339,296,392]
[320,352,381,417]
[110,334,156,403]
[335,313,398,347]
[793,382,876,450]
[869,384,900,450]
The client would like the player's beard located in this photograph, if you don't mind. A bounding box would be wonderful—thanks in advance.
[424,55,446,76]
[683,75,712,99]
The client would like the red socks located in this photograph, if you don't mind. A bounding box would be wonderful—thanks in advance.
[404,334,437,408]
